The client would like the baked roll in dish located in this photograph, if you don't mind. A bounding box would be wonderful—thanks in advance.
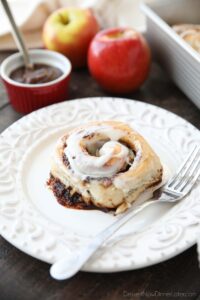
[47,121,163,214]
[172,24,200,53]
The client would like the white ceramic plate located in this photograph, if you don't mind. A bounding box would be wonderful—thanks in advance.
[0,97,200,272]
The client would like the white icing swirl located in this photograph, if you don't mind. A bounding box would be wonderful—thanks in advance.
[64,125,133,178]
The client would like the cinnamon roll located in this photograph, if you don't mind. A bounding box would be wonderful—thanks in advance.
[47,121,163,214]
[172,24,200,53]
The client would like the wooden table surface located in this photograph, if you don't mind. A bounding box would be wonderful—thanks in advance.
[0,52,200,300]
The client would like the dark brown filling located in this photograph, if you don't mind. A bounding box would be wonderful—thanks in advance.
[10,63,63,84]
[47,174,112,212]
[62,153,70,168]
[47,167,163,213]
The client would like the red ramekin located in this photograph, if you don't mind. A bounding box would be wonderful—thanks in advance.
[0,49,72,114]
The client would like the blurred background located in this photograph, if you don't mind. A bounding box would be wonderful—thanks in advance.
[0,0,148,50]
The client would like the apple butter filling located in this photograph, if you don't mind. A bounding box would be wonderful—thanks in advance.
[10,64,63,84]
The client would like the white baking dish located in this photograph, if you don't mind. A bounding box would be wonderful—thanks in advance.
[141,0,200,109]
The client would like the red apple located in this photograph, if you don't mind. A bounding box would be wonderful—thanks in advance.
[88,27,151,93]
[43,7,99,68]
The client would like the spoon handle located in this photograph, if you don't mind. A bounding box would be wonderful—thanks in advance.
[1,0,32,68]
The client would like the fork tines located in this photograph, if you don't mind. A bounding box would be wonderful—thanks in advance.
[167,145,200,194]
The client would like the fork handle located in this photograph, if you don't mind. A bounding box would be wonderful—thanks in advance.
[50,200,155,280]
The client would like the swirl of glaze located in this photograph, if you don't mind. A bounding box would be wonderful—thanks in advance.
[50,121,163,214]
[64,125,134,178]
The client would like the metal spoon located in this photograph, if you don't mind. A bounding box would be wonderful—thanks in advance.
[1,0,33,69]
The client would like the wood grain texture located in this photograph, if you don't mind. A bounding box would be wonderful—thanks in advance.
[0,52,200,300]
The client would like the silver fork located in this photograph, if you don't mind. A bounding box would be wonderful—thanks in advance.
[50,145,200,280]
